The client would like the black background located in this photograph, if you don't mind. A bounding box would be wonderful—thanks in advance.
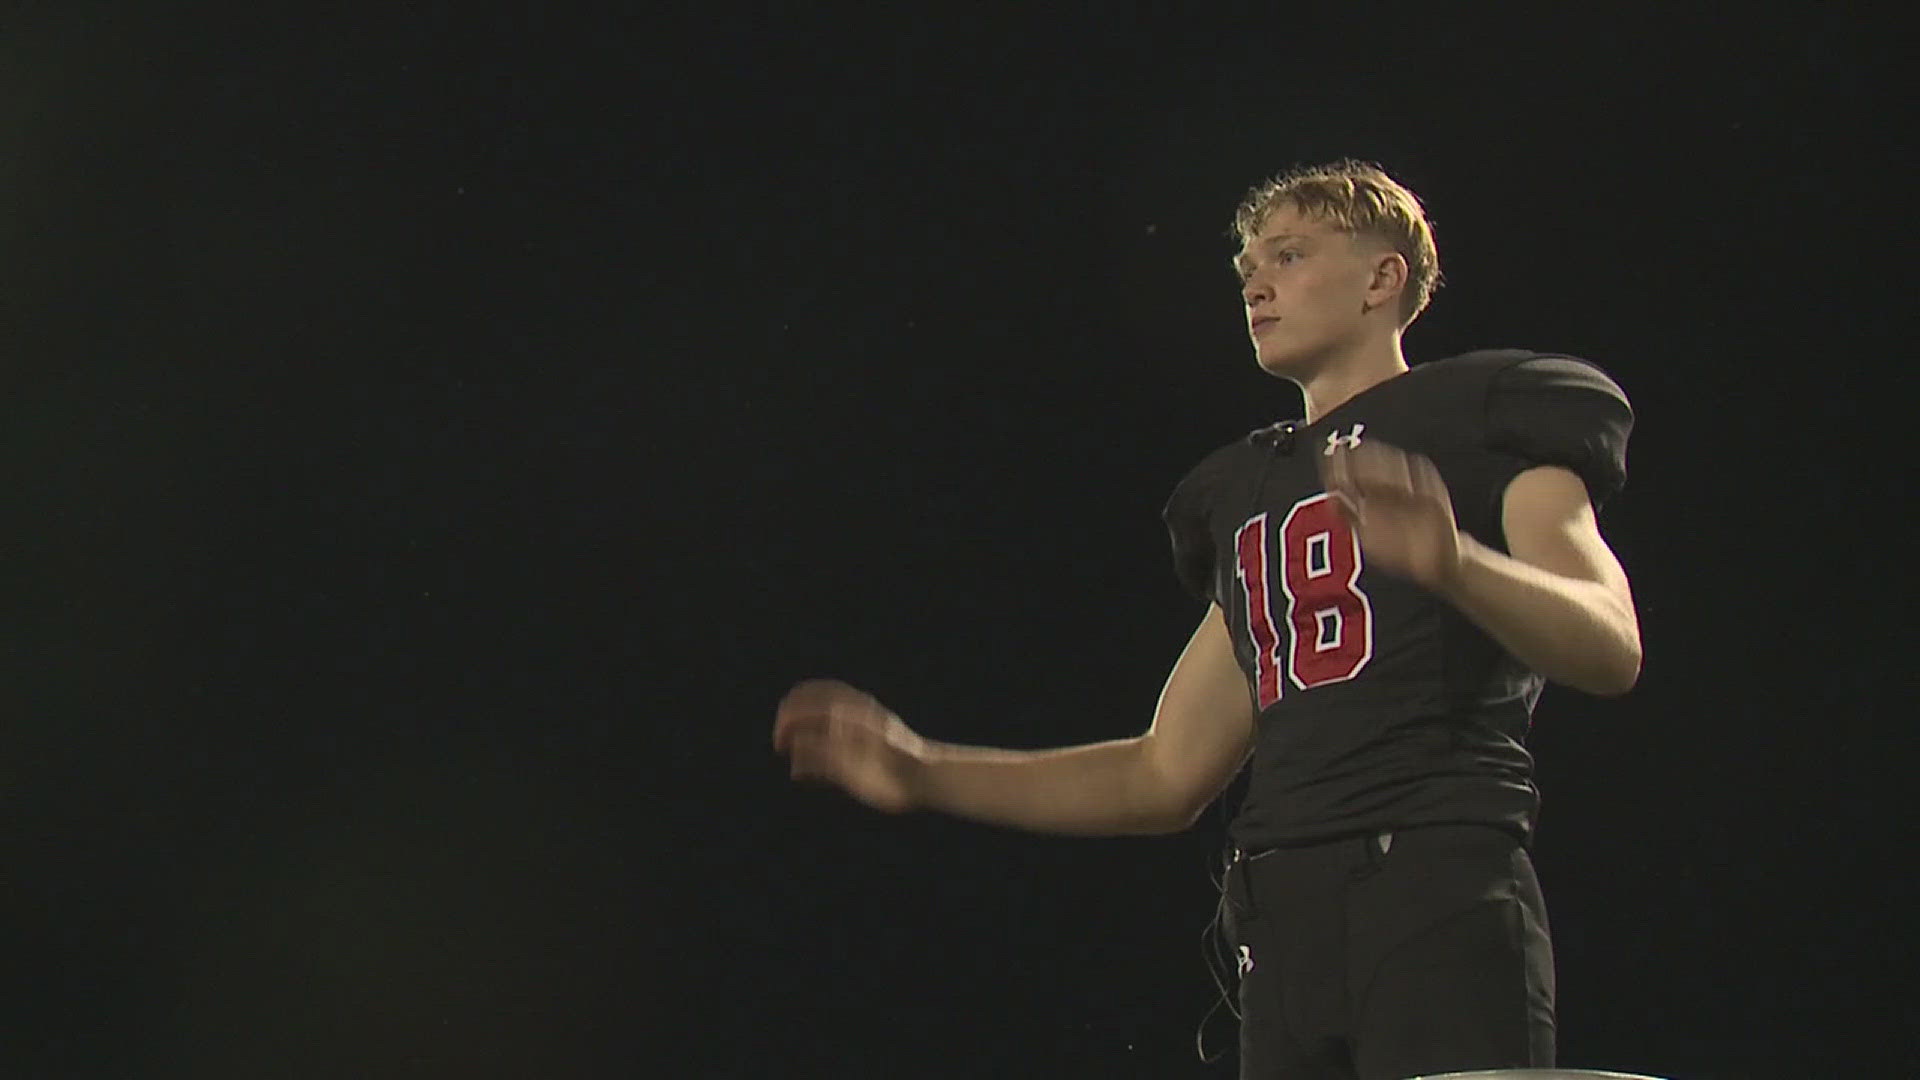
[5,5,1911,1077]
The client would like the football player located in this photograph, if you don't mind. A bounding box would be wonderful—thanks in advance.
[774,159,1639,1080]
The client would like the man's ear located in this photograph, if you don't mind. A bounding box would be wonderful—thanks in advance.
[1369,250,1409,306]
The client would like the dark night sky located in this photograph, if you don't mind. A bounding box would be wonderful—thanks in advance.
[3,5,1911,1077]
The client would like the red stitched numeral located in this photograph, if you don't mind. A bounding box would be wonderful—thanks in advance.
[1234,515,1285,708]
[1234,494,1375,708]
[1277,494,1373,688]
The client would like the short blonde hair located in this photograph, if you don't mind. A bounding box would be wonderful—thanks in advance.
[1231,159,1443,327]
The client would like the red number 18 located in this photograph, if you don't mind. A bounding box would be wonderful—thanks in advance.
[1233,493,1374,709]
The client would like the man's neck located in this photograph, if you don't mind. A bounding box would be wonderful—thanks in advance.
[1295,336,1410,424]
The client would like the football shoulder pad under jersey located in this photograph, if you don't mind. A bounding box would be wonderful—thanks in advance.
[1161,440,1241,606]
[1480,351,1634,509]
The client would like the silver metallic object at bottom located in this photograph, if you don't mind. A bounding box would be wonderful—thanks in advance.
[1409,1071,1670,1080]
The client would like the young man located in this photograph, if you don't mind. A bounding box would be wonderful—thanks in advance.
[773,160,1639,1079]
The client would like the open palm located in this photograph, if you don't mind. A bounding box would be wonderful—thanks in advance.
[1319,439,1463,590]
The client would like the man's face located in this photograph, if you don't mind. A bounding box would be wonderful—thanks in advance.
[1233,205,1382,377]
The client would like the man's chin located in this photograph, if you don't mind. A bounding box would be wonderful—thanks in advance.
[1254,345,1310,378]
[1257,330,1345,376]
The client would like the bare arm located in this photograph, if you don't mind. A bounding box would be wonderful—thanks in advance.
[1322,442,1642,698]
[1136,602,1256,828]
[910,603,1253,835]
[775,604,1255,837]
[1439,465,1643,696]
[905,736,1171,837]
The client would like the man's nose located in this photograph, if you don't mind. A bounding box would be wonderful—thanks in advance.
[1241,277,1270,307]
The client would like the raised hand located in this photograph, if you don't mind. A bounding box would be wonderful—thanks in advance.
[773,678,928,814]
[1319,438,1463,591]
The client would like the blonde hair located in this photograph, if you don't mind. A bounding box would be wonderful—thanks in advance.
[1232,159,1443,327]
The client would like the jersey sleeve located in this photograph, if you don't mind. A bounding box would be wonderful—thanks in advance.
[1484,355,1634,509]
[1162,458,1223,606]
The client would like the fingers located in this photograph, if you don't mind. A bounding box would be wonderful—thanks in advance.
[1316,447,1355,527]
[1319,439,1350,494]
[1321,439,1441,532]
[1346,441,1410,494]
[773,677,860,751]
[1384,444,1416,493]
[1321,441,1376,526]
[777,677,853,722]
[1321,440,1429,499]
[784,711,881,788]
[783,715,842,773]
[1327,489,1361,527]
[773,676,892,770]
[787,726,829,780]
[1407,450,1450,502]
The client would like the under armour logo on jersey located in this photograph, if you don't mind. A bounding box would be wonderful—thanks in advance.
[1236,945,1255,977]
[1324,423,1365,454]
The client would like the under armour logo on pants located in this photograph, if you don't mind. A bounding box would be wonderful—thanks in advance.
[1237,945,1255,977]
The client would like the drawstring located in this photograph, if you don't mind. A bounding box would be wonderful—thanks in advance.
[1194,846,1242,1063]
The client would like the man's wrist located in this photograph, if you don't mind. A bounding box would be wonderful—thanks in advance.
[1433,530,1484,600]
[899,740,935,811]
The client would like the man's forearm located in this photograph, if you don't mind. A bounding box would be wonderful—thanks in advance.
[1440,534,1642,696]
[907,735,1179,837]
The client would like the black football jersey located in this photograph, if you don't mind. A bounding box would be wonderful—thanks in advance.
[1162,349,1632,850]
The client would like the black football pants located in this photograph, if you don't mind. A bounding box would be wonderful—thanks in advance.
[1220,823,1556,1080]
